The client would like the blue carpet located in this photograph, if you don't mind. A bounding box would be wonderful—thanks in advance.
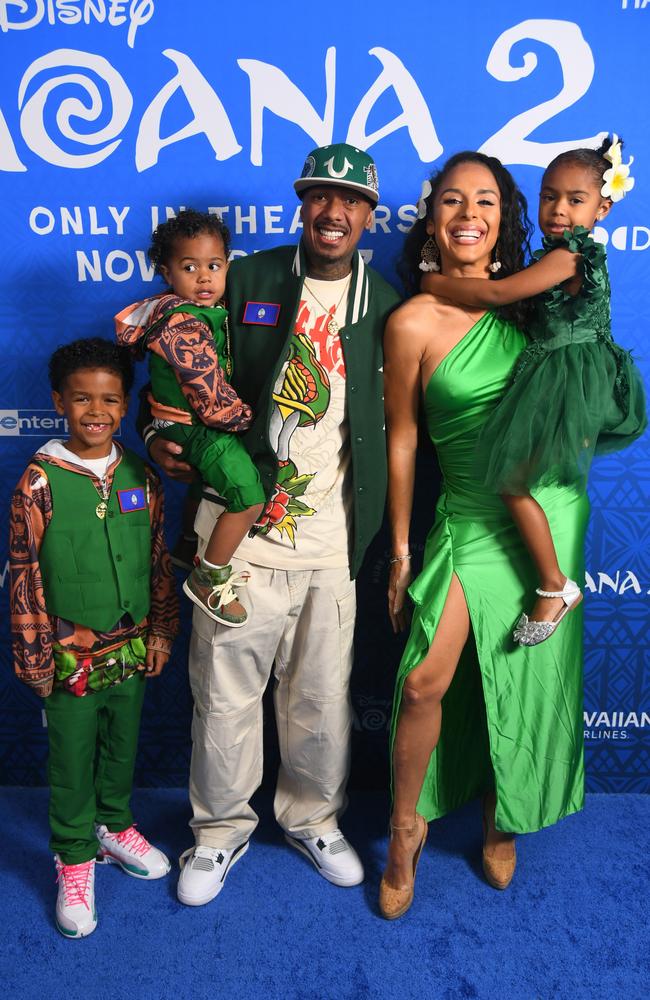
[1,789,647,1000]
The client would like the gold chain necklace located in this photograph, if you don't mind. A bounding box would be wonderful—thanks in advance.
[303,275,351,336]
[215,301,233,378]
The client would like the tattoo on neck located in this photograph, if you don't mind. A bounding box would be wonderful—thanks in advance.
[305,257,354,281]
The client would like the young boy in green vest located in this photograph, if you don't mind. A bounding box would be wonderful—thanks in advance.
[9,338,179,938]
[115,209,265,627]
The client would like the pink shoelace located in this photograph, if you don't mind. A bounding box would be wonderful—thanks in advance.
[109,824,150,857]
[55,858,94,910]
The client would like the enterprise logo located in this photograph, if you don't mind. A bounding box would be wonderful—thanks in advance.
[0,410,69,436]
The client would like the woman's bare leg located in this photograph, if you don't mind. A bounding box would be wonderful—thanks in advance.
[503,493,570,622]
[384,574,470,889]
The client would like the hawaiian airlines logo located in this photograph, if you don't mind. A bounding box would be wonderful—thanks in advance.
[584,710,649,742]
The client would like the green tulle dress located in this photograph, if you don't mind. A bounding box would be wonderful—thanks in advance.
[390,312,589,833]
[479,227,647,493]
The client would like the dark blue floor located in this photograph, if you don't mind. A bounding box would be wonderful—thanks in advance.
[1,788,647,1000]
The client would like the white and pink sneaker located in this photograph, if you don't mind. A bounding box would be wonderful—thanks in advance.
[95,824,170,880]
[55,856,97,938]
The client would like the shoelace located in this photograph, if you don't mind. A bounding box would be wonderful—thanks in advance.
[109,824,150,857]
[208,571,250,611]
[56,858,94,910]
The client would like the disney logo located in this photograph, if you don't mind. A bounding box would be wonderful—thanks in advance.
[0,0,155,49]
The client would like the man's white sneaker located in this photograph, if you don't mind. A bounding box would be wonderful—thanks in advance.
[54,856,97,938]
[95,824,171,879]
[176,842,249,906]
[285,830,364,887]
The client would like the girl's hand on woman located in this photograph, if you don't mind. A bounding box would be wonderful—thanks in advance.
[388,559,412,634]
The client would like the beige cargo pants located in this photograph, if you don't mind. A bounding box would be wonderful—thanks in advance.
[187,551,357,850]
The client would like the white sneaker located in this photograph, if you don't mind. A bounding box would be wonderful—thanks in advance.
[285,830,364,887]
[54,856,97,938]
[176,842,249,906]
[95,824,171,879]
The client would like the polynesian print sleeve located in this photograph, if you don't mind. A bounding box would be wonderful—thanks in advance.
[145,464,179,653]
[9,464,55,697]
[148,302,253,432]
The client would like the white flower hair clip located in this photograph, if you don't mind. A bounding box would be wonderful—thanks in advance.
[416,179,432,220]
[601,133,635,202]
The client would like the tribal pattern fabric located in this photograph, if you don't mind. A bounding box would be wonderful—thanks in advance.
[9,444,179,698]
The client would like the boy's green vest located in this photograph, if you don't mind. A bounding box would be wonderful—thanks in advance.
[148,304,229,421]
[39,449,151,632]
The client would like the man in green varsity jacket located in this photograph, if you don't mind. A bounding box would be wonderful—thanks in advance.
[147,143,401,905]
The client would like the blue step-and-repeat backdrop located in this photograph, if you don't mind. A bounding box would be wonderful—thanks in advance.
[1,1,648,791]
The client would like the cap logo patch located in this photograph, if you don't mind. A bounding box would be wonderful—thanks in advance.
[364,163,379,194]
[300,155,316,179]
[324,155,353,179]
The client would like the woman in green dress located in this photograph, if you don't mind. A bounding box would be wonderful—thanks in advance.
[379,152,588,920]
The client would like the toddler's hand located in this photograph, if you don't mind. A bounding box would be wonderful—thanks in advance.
[143,646,169,677]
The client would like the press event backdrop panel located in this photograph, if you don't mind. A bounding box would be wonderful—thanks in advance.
[1,0,648,791]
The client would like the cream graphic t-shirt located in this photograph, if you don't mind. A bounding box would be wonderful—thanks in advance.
[235,275,352,570]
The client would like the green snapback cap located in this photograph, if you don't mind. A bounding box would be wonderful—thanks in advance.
[294,143,379,204]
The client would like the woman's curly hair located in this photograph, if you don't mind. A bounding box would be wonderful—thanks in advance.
[148,208,231,275]
[49,337,134,394]
[398,151,534,330]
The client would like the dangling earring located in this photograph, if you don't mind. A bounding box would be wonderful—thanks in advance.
[419,236,441,272]
[488,244,502,273]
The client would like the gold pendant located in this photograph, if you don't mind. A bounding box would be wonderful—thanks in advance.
[327,316,339,336]
[96,501,108,519]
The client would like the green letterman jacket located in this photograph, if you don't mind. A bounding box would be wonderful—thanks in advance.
[225,243,400,579]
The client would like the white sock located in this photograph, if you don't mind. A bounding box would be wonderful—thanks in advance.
[201,558,228,571]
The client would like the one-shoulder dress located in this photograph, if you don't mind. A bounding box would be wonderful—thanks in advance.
[390,312,589,833]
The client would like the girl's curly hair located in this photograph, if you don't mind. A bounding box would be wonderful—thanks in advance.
[543,134,624,192]
[398,151,534,330]
[148,208,231,275]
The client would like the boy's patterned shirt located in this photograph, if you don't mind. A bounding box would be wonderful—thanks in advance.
[115,292,253,431]
[9,443,179,698]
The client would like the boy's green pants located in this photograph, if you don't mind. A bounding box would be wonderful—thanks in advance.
[45,673,146,864]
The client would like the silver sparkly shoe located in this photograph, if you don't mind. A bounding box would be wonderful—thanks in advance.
[513,578,582,647]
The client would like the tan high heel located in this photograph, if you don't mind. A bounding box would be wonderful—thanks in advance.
[482,796,516,890]
[379,814,428,920]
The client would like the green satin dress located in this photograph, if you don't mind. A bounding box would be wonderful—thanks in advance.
[390,311,588,834]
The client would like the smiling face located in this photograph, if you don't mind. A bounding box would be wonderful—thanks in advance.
[52,367,128,459]
[427,161,502,277]
[299,185,374,279]
[539,161,611,237]
[159,231,228,307]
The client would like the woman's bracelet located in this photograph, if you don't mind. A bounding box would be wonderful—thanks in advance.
[389,553,412,564]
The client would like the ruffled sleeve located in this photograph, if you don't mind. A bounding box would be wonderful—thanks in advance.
[533,226,608,318]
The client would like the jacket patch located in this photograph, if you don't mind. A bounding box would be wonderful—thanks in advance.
[242,301,281,326]
[117,487,146,513]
